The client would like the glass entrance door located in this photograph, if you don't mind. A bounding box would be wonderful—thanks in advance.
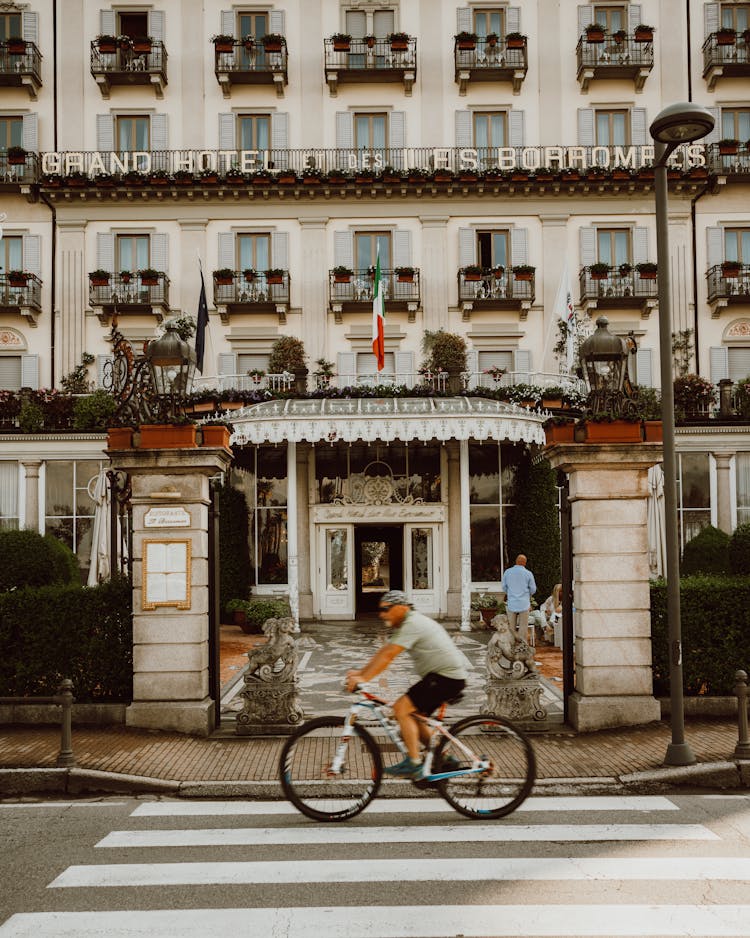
[318,525,354,618]
[405,523,441,615]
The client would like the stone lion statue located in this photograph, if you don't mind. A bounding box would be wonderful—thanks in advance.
[245,616,298,683]
[486,616,537,680]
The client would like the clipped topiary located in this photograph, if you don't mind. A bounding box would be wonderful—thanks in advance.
[217,482,251,614]
[0,529,79,591]
[729,522,750,575]
[268,335,307,374]
[245,598,291,632]
[680,524,731,576]
[44,534,81,586]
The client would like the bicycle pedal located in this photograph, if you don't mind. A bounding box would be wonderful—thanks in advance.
[411,776,437,791]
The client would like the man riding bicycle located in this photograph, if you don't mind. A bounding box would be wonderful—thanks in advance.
[345,590,468,778]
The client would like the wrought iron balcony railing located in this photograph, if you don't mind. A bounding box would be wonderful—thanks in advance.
[457,267,534,305]
[453,35,528,92]
[0,151,37,186]
[706,263,750,303]
[328,268,420,305]
[88,272,170,308]
[579,266,658,304]
[212,270,290,306]
[0,40,42,95]
[324,36,416,70]
[703,31,750,87]
[90,39,168,93]
[0,272,42,310]
[705,141,750,176]
[193,372,295,394]
[214,38,287,88]
[576,33,654,71]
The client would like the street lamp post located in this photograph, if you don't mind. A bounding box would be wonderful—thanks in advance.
[650,102,714,767]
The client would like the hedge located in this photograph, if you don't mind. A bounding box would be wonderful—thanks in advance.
[506,455,561,602]
[0,576,133,700]
[680,524,730,575]
[0,530,80,591]
[650,575,750,696]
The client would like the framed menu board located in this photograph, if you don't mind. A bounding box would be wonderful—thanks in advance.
[142,539,191,610]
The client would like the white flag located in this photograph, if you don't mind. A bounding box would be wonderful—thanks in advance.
[553,262,575,372]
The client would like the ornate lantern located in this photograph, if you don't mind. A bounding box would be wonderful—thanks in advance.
[144,322,196,418]
[580,316,630,416]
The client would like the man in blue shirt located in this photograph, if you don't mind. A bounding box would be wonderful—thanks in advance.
[500,554,537,639]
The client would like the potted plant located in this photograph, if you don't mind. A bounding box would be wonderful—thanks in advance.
[589,262,611,280]
[277,168,298,185]
[96,34,118,53]
[541,385,566,408]
[364,34,376,48]
[139,268,160,285]
[224,167,246,183]
[325,168,347,186]
[463,264,483,281]
[333,265,353,283]
[395,266,415,282]
[138,421,198,449]
[331,32,352,51]
[389,31,410,50]
[484,365,506,383]
[247,368,266,384]
[612,28,627,43]
[715,26,736,44]
[485,31,499,47]
[88,269,110,286]
[148,169,170,186]
[455,30,478,49]
[513,264,535,281]
[422,329,467,392]
[94,172,117,187]
[673,374,716,418]
[354,167,376,184]
[119,269,132,284]
[199,167,219,184]
[212,34,235,52]
[262,33,285,52]
[505,31,526,48]
[251,169,273,186]
[66,170,89,187]
[301,167,323,185]
[6,35,26,54]
[718,138,740,155]
[431,167,455,183]
[585,22,605,42]
[618,262,633,276]
[199,419,233,450]
[243,268,257,282]
[7,146,27,166]
[173,169,194,185]
[491,264,505,279]
[633,23,655,41]
[213,268,235,285]
[265,267,284,284]
[583,412,642,442]
[131,35,152,53]
[636,261,658,279]
[225,598,255,632]
[269,336,307,392]
[241,34,254,51]
[470,593,502,626]
[313,358,335,387]
[544,415,576,444]
[721,259,742,277]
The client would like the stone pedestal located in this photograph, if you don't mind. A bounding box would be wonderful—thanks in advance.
[546,443,662,731]
[110,445,232,736]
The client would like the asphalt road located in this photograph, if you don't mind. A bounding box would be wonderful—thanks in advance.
[2,794,750,936]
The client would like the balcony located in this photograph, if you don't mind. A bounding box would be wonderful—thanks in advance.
[457,267,534,321]
[0,272,42,326]
[214,37,287,98]
[89,271,170,325]
[705,141,750,180]
[90,38,168,99]
[579,266,658,319]
[0,151,36,192]
[0,40,42,99]
[325,36,416,96]
[328,268,421,323]
[454,35,527,95]
[703,30,750,90]
[576,32,653,93]
[212,270,291,324]
[706,263,750,316]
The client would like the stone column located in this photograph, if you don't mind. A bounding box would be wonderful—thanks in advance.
[22,460,41,531]
[546,443,662,731]
[540,214,570,372]
[445,441,462,619]
[112,445,232,736]
[57,222,86,380]
[713,452,734,534]
[296,443,313,621]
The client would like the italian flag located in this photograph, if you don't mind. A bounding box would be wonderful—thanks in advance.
[372,250,385,371]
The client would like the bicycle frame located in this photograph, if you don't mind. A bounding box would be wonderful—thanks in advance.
[329,689,491,782]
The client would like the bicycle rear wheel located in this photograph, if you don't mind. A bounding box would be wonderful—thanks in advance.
[279,715,383,821]
[435,714,536,819]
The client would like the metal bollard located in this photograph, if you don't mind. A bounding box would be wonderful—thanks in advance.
[55,679,76,767]
[734,670,750,760]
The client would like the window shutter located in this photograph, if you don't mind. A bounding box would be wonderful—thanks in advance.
[455,110,472,148]
[459,228,476,267]
[706,107,721,145]
[456,7,472,32]
[150,114,168,152]
[21,353,39,389]
[22,235,40,276]
[97,114,115,152]
[393,230,412,268]
[509,110,524,147]
[395,351,414,384]
[636,348,653,386]
[148,10,164,41]
[466,348,478,377]
[218,113,235,150]
[22,114,38,153]
[728,348,750,382]
[22,11,38,43]
[151,233,168,273]
[513,349,532,378]
[97,232,115,272]
[334,231,353,269]
[709,346,728,383]
[220,10,235,36]
[336,112,353,149]
[346,10,367,37]
[633,226,649,265]
[238,352,269,373]
[337,352,357,384]
[97,355,111,388]
[631,107,647,146]
[269,10,285,34]
[373,9,394,37]
[577,108,595,146]
[704,2,719,37]
[579,226,597,267]
[577,4,594,34]
[627,4,642,33]
[506,7,521,33]
[219,352,237,376]
[218,232,235,269]
[271,112,289,170]
[511,228,528,266]
[389,111,405,151]
[100,9,116,35]
[478,349,513,371]
[0,357,22,391]
[271,231,289,270]
[706,227,723,267]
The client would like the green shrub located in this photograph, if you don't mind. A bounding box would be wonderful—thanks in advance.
[245,598,291,632]
[268,336,306,373]
[43,534,80,586]
[0,530,78,591]
[680,524,730,575]
[651,575,750,696]
[0,576,132,700]
[421,329,467,373]
[730,523,750,575]
[18,399,44,432]
[72,389,116,429]
[217,482,251,612]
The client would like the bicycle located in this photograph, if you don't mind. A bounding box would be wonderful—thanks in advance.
[279,686,536,822]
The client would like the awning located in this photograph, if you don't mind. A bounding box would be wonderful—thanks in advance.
[228,396,547,446]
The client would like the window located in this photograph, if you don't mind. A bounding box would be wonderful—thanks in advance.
[118,11,148,37]
[0,13,21,40]
[45,460,102,568]
[238,12,268,66]
[357,350,394,377]
[676,453,710,549]
[117,235,149,273]
[469,444,520,581]
[314,442,441,505]
[595,110,629,146]
[597,228,630,266]
[116,116,150,152]
[0,356,21,391]
[0,116,22,151]
[238,114,270,152]
[473,111,506,150]
[0,462,18,530]
[593,5,627,32]
[721,109,750,141]
[737,453,750,527]
[476,230,509,269]
[0,236,23,273]
[354,112,387,151]
[232,447,288,586]
[238,233,270,271]
[473,8,505,36]
[721,3,750,31]
[355,231,391,271]
[724,228,750,264]
[238,351,270,374]
[477,349,513,388]
[728,347,750,382]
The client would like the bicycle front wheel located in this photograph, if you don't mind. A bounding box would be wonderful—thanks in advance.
[279,716,383,821]
[435,714,536,820]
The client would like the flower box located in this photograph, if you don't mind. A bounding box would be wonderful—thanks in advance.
[7,150,26,166]
[584,419,642,443]
[464,270,482,281]
[277,173,297,185]
[332,38,351,51]
[333,272,352,283]
[140,274,159,286]
[642,420,663,442]
[396,271,414,282]
[263,37,283,52]
[186,401,215,414]
[506,36,525,48]
[6,38,26,54]
[716,29,736,45]
[545,422,575,444]
[132,38,152,53]
[266,273,284,284]
[213,38,234,52]
[106,427,133,450]
[541,397,563,409]
[89,273,110,287]
[214,274,233,285]
[7,273,28,287]
[719,141,739,155]
[513,269,534,281]
[721,262,741,278]
[138,424,198,449]
[97,38,117,53]
[634,27,654,42]
[585,28,605,43]
[391,37,409,50]
[200,425,232,449]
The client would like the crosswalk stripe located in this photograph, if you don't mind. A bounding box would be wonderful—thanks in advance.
[4,905,750,937]
[130,795,678,817]
[96,823,719,848]
[50,856,750,888]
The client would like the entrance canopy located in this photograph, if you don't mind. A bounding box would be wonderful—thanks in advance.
[229,396,547,446]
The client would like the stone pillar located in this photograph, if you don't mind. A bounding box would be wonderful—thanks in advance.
[714,452,734,534]
[287,440,299,630]
[112,445,232,736]
[540,214,570,372]
[22,460,41,531]
[299,218,329,364]
[445,441,462,619]
[546,443,662,731]
[296,443,313,621]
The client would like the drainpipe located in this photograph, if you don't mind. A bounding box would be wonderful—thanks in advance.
[685,0,693,101]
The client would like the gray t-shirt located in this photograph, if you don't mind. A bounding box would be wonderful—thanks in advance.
[388,610,468,680]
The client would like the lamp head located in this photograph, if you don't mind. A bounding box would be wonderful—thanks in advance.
[650,102,715,144]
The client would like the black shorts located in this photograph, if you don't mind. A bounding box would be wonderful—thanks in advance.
[407,672,466,715]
